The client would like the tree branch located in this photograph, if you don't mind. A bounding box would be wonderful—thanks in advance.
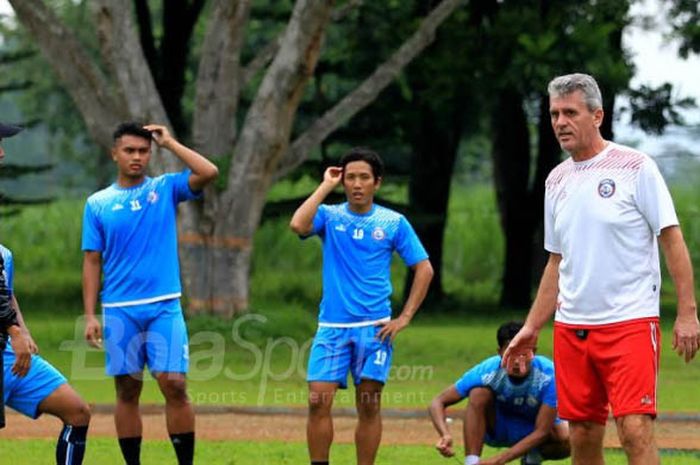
[0,50,37,65]
[0,81,33,93]
[192,0,251,156]
[241,0,363,87]
[92,0,175,172]
[133,0,159,73]
[7,0,125,150]
[275,0,466,179]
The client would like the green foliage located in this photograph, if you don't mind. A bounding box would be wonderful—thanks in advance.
[0,199,83,308]
[627,83,697,135]
[668,0,700,58]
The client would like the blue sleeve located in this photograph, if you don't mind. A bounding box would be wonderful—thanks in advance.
[454,359,494,398]
[394,216,428,266]
[81,201,104,252]
[169,169,202,203]
[541,374,558,408]
[0,247,13,295]
[303,204,327,239]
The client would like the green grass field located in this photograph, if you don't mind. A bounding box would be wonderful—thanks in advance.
[14,309,700,411]
[0,438,697,464]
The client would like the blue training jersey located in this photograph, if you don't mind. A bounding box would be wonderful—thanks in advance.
[455,355,557,422]
[81,170,200,306]
[307,203,428,324]
[1,244,15,354]
[0,245,13,297]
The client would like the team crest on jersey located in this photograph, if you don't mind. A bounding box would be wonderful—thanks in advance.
[147,191,159,204]
[598,178,616,198]
[372,227,386,241]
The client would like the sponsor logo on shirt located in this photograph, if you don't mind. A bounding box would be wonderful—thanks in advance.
[598,178,616,198]
[372,227,386,241]
[112,203,125,211]
[335,223,347,232]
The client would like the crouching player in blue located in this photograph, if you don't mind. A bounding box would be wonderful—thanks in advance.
[1,244,91,464]
[429,322,570,465]
[290,147,434,465]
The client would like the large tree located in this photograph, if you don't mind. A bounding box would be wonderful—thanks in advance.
[8,0,465,315]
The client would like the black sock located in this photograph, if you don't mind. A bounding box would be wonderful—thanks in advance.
[170,431,195,465]
[56,424,89,465]
[311,462,329,465]
[118,436,142,465]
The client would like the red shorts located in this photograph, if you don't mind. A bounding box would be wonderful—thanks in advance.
[553,317,660,424]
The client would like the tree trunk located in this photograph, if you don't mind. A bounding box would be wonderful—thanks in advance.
[492,90,533,309]
[11,0,463,317]
[181,0,335,316]
[403,101,463,302]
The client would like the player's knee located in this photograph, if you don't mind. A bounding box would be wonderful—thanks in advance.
[160,377,189,404]
[617,415,654,453]
[68,401,92,426]
[356,391,381,419]
[115,378,143,403]
[467,387,493,411]
[308,390,334,416]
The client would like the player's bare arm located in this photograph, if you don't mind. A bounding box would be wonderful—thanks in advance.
[82,251,103,349]
[377,259,433,343]
[289,166,342,236]
[6,323,31,377]
[502,253,561,371]
[659,225,700,362]
[479,404,558,465]
[11,295,38,354]
[143,124,219,191]
[428,385,463,458]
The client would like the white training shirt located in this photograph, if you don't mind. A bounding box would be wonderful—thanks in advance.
[544,142,678,325]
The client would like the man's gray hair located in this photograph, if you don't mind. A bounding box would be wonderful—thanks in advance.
[547,73,603,111]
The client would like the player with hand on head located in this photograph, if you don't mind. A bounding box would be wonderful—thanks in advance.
[290,147,434,465]
[429,321,570,465]
[82,122,218,465]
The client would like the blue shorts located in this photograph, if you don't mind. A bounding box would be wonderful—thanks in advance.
[103,299,189,376]
[3,348,67,419]
[307,325,393,389]
[485,407,561,447]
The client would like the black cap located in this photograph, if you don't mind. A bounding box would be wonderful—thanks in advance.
[0,122,24,138]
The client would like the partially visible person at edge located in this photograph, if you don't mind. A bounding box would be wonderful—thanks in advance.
[429,321,570,465]
[502,73,700,465]
[2,243,91,464]
[81,122,218,465]
[290,147,434,465]
[0,121,33,429]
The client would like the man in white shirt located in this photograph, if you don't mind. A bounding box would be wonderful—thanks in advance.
[502,73,700,465]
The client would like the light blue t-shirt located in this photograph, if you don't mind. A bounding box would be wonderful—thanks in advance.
[308,203,428,324]
[455,355,557,422]
[81,170,199,306]
[0,245,13,297]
